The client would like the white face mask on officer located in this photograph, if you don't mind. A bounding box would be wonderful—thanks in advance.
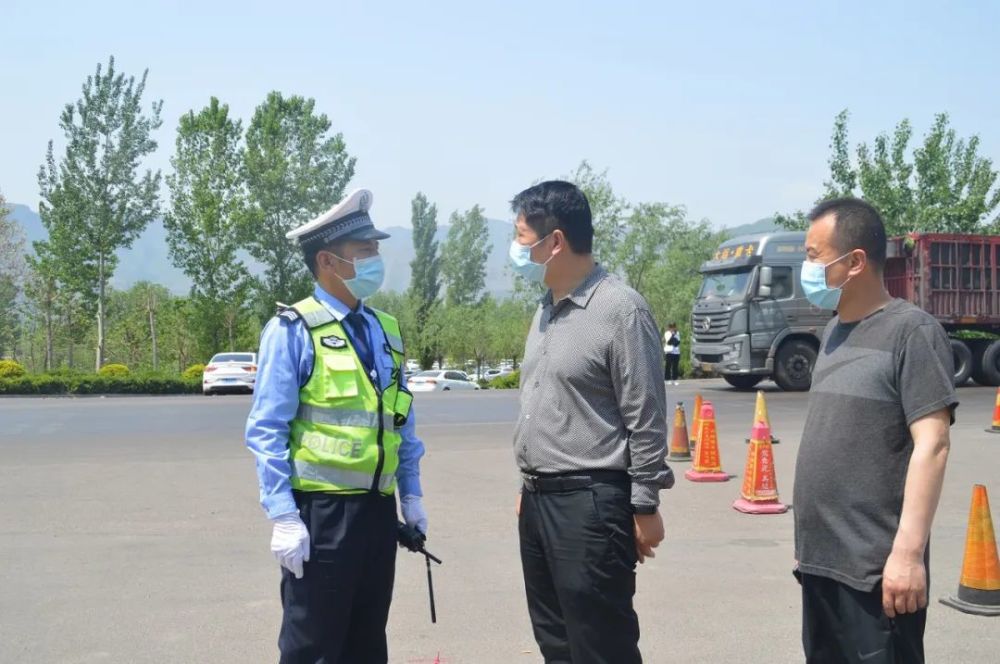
[325,251,386,300]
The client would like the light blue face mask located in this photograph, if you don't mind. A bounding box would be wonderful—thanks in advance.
[330,253,385,300]
[508,235,553,284]
[800,252,853,310]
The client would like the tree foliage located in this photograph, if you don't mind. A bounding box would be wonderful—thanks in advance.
[407,192,441,367]
[778,110,1000,234]
[0,190,27,358]
[440,204,492,307]
[165,97,250,352]
[241,92,356,309]
[36,56,163,369]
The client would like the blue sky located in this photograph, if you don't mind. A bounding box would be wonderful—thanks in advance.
[3,0,999,230]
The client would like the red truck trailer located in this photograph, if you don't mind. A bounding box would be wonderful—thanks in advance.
[885,233,1000,386]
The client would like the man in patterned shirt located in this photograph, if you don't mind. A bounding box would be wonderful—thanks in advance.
[507,180,674,663]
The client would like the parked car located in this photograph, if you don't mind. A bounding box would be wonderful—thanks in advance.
[477,367,513,382]
[475,367,512,382]
[203,352,257,395]
[407,370,480,392]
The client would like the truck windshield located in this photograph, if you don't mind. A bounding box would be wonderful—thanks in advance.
[698,269,753,301]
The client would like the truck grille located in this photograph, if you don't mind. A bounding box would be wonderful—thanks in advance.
[692,312,731,343]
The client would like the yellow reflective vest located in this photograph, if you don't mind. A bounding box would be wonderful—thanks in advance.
[286,296,412,496]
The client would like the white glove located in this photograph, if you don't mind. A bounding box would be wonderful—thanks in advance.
[401,495,428,535]
[270,512,310,579]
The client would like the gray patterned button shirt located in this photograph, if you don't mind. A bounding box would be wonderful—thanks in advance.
[514,264,673,509]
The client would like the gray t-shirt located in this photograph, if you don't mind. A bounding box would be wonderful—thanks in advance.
[793,298,958,592]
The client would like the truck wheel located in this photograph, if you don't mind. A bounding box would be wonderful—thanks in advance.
[978,340,1000,387]
[723,374,765,390]
[774,340,817,391]
[950,339,973,386]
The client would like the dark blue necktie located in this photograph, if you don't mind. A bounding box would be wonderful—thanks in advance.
[345,311,374,376]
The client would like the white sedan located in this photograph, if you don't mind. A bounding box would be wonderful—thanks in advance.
[407,370,480,392]
[203,352,257,395]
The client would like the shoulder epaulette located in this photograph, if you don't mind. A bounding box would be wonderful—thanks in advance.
[275,302,301,323]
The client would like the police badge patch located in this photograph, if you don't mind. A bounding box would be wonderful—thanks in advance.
[320,335,348,349]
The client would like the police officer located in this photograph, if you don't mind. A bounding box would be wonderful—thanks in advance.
[245,188,427,664]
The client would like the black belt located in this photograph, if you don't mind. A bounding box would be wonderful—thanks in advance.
[521,470,628,493]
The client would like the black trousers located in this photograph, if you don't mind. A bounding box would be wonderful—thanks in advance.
[801,573,926,664]
[519,478,641,664]
[664,354,680,381]
[278,492,397,664]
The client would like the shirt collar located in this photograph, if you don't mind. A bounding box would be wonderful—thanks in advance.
[543,264,607,309]
[313,284,352,321]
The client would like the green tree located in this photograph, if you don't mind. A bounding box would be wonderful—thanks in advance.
[569,160,628,271]
[37,56,163,370]
[825,109,858,199]
[777,110,1000,234]
[104,282,173,370]
[643,220,727,377]
[0,191,26,359]
[616,202,686,292]
[241,92,357,310]
[165,97,250,353]
[490,297,535,370]
[467,296,496,379]
[24,249,60,371]
[440,204,492,307]
[407,192,442,368]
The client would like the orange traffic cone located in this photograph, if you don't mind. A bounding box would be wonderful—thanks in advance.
[668,403,692,461]
[684,401,729,482]
[940,484,1000,616]
[733,421,788,514]
[745,390,780,444]
[689,393,704,451]
[987,388,1000,434]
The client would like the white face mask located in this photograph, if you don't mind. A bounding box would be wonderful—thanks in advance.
[508,235,554,284]
[326,252,386,300]
[800,252,853,310]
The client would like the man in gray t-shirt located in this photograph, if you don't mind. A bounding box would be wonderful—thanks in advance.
[793,198,956,664]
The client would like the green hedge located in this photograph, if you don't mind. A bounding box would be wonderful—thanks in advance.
[489,370,520,390]
[0,359,27,379]
[0,373,202,395]
[98,363,130,377]
[182,363,206,380]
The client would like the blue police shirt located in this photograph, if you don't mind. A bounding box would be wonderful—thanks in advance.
[245,284,425,519]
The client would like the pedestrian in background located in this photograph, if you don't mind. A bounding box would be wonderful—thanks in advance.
[664,322,681,385]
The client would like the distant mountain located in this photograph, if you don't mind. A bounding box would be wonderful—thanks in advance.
[723,216,781,238]
[9,203,190,293]
[8,203,515,296]
[9,203,783,296]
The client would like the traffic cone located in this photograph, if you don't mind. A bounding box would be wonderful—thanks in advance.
[689,393,704,451]
[745,390,780,444]
[940,484,1000,616]
[987,388,1000,434]
[668,403,692,461]
[685,401,730,482]
[733,421,788,514]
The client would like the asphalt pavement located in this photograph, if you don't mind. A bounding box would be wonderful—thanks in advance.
[1,381,998,663]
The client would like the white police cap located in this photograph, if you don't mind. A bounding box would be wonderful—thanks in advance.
[285,188,390,247]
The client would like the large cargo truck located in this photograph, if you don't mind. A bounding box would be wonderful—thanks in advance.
[690,231,1000,390]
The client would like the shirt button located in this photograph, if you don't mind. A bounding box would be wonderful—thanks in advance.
[534,381,539,387]
[525,415,531,420]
